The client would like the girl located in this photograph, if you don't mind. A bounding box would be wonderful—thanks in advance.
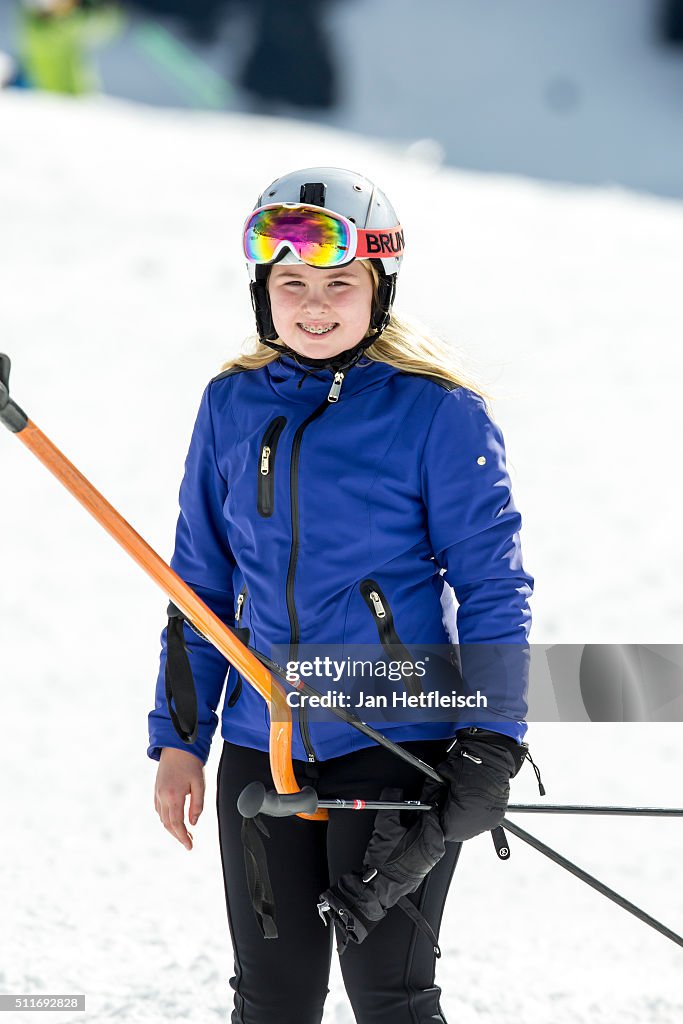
[148,166,533,1023]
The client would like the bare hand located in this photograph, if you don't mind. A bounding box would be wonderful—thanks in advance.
[154,747,205,850]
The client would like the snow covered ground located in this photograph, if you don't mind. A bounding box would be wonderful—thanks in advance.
[0,92,682,1021]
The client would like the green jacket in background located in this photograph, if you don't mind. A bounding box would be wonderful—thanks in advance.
[18,5,122,96]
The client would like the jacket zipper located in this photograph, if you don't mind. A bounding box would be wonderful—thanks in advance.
[327,371,345,403]
[257,416,287,517]
[235,585,247,625]
[227,583,248,707]
[359,578,423,697]
[286,378,346,762]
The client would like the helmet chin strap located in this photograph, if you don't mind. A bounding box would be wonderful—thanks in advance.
[261,329,382,374]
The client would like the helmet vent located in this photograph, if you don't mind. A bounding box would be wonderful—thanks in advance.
[353,184,363,191]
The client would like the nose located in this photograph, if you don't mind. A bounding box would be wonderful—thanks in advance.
[301,285,330,316]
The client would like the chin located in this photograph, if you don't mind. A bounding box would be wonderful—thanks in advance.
[307,347,348,361]
[286,336,352,360]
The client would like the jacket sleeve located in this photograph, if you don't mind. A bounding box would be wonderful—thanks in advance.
[147,381,236,764]
[420,387,533,744]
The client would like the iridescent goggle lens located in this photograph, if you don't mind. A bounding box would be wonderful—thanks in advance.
[243,204,355,269]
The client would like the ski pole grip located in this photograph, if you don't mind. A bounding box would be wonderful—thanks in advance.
[0,355,28,433]
[237,781,319,818]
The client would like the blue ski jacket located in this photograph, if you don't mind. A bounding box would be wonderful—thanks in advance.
[147,354,533,765]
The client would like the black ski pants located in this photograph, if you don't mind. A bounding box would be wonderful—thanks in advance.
[216,737,463,1024]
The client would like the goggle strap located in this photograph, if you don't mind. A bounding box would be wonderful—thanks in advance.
[354,225,405,260]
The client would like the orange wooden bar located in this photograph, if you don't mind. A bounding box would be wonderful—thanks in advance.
[17,419,326,822]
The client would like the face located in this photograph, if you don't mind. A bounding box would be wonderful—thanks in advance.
[267,261,374,360]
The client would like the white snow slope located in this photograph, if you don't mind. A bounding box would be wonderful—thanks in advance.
[0,92,682,1023]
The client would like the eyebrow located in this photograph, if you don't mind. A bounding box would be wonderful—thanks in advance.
[274,269,357,279]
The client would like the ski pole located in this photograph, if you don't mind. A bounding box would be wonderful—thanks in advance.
[507,804,683,817]
[196,596,683,956]
[237,782,431,818]
[228,579,683,949]
[501,816,683,949]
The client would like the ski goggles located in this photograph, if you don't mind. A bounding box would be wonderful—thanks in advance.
[243,203,405,269]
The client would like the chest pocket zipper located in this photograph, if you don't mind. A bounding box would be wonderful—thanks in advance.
[227,583,249,707]
[359,579,423,697]
[258,416,287,517]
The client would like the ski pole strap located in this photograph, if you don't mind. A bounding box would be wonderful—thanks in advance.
[164,611,198,744]
[318,888,442,958]
[241,814,278,939]
[491,825,510,860]
[395,896,442,958]
[164,600,250,745]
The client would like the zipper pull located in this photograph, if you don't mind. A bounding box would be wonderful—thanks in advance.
[260,445,271,475]
[235,593,245,623]
[369,591,386,618]
[327,371,345,403]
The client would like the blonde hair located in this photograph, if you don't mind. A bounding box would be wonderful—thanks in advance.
[219,261,489,404]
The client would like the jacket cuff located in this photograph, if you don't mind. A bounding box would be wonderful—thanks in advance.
[455,726,528,776]
[147,715,213,765]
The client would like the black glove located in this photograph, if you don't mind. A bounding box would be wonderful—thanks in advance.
[422,727,528,842]
[318,787,446,952]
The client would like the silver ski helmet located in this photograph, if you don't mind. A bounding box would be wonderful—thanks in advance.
[243,166,404,347]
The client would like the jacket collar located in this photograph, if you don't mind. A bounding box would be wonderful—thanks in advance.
[265,354,400,402]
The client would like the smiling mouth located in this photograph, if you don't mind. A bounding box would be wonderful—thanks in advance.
[298,324,339,335]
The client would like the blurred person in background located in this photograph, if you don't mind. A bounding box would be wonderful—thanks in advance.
[122,0,341,110]
[659,0,683,44]
[237,0,339,110]
[17,0,122,95]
